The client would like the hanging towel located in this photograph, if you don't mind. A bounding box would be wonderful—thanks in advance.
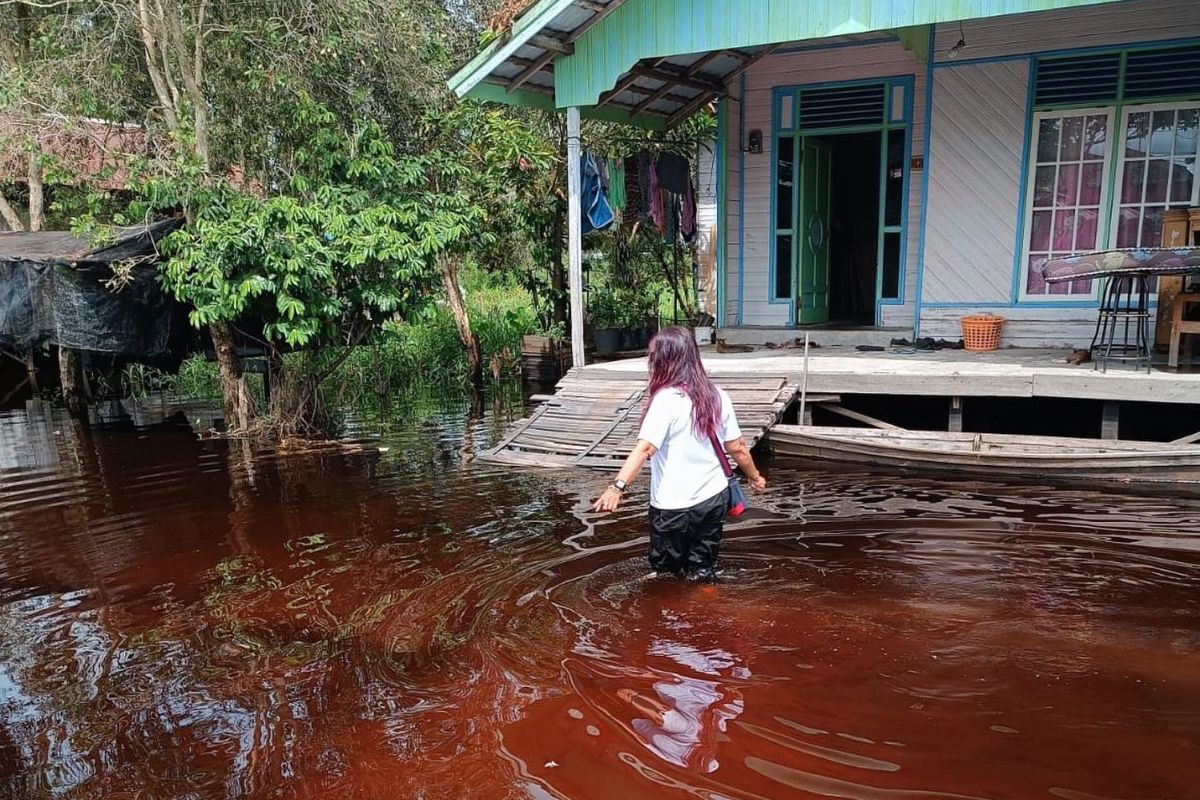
[581,153,615,234]
[656,152,690,194]
[637,151,654,220]
[648,158,665,233]
[606,157,626,215]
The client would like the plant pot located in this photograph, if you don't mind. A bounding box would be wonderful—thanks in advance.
[594,328,622,355]
[694,326,714,346]
[636,326,652,349]
[620,328,639,351]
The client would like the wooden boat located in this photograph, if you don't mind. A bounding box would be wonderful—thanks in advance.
[768,425,1200,487]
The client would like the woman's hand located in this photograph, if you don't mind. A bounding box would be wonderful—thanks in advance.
[592,486,623,512]
[748,474,767,493]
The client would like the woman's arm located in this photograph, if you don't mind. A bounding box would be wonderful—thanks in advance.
[592,439,658,512]
[725,437,767,492]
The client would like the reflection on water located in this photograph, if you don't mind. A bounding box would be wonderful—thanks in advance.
[0,397,1198,799]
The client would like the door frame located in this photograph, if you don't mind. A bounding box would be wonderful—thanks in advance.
[768,76,914,326]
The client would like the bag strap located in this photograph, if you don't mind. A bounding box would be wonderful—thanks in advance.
[707,431,734,478]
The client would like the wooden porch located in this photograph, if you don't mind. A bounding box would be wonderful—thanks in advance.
[485,345,1200,469]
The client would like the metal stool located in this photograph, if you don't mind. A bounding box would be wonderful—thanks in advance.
[1089,273,1152,373]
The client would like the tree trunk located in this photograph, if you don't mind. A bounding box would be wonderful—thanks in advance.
[0,189,23,231]
[439,254,483,391]
[210,321,250,431]
[26,153,44,232]
[58,347,88,419]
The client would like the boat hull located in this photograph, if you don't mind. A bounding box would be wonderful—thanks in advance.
[768,425,1200,487]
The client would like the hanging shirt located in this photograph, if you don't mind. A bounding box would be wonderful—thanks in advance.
[581,153,614,234]
[607,157,626,215]
[656,152,690,194]
[637,387,742,510]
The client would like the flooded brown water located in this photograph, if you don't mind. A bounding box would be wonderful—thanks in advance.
[1,399,1198,800]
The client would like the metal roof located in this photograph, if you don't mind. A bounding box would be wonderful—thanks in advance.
[450,0,772,126]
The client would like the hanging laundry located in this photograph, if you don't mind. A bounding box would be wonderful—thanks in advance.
[606,156,626,216]
[622,155,643,225]
[581,153,615,234]
[680,178,697,242]
[637,151,655,221]
[656,152,690,194]
[647,156,665,234]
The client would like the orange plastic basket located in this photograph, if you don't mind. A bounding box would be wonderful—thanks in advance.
[960,314,1005,351]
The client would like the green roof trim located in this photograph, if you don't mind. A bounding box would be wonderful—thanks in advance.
[555,0,1131,107]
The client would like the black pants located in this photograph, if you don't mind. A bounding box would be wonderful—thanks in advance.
[648,488,728,576]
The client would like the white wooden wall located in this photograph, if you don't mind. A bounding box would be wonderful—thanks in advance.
[722,39,926,329]
[920,0,1200,347]
[921,59,1027,305]
[696,141,718,316]
[932,0,1200,62]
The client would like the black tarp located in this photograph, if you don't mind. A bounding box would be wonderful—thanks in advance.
[0,219,188,360]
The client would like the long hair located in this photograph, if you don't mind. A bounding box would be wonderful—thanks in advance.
[644,326,721,440]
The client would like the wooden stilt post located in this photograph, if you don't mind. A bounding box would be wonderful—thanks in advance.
[799,333,811,426]
[948,396,963,433]
[1101,400,1120,440]
[566,107,585,369]
[24,350,38,393]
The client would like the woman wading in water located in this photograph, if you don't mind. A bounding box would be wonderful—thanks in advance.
[592,326,767,581]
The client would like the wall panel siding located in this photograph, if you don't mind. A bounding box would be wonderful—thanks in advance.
[922,59,1028,304]
[919,307,1097,347]
[737,41,924,328]
[724,94,742,323]
[933,0,1200,62]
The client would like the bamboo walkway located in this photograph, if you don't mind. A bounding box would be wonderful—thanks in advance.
[481,370,801,468]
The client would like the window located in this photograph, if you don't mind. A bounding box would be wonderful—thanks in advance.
[1113,105,1200,249]
[773,135,797,300]
[1021,109,1113,297]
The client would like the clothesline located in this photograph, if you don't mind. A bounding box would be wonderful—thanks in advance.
[578,149,698,244]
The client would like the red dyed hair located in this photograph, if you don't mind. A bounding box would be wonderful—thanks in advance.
[644,325,721,441]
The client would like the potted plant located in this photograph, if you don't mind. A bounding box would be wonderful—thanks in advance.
[590,292,622,355]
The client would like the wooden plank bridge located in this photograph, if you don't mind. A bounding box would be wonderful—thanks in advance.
[481,370,802,469]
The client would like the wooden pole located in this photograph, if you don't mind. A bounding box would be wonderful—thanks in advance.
[566,107,585,369]
[799,333,810,426]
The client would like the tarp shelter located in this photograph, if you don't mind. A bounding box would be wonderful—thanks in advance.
[0,219,187,360]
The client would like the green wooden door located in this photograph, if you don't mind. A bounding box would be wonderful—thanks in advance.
[797,138,831,325]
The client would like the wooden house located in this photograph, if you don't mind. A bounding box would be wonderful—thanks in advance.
[450,0,1200,360]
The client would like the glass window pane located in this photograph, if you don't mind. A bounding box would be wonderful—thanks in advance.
[1171,157,1195,204]
[1140,206,1164,247]
[1126,112,1150,157]
[1150,110,1176,156]
[1026,255,1048,294]
[1030,210,1052,251]
[1116,207,1141,248]
[1146,158,1170,202]
[884,129,904,227]
[1060,116,1084,161]
[1176,108,1199,156]
[1034,166,1056,206]
[1080,162,1104,205]
[779,94,794,129]
[1053,209,1076,251]
[889,83,906,123]
[775,234,793,299]
[776,137,795,225]
[1121,160,1145,204]
[1076,208,1099,250]
[881,232,901,299]
[1056,163,1080,205]
[1037,118,1061,162]
[1083,115,1108,161]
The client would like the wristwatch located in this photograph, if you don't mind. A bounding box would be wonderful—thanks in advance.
[611,478,627,493]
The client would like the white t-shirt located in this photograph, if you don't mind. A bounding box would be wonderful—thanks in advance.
[636,387,742,510]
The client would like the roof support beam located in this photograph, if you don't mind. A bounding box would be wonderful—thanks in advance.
[665,44,779,126]
[530,33,574,55]
[509,1,629,92]
[629,66,724,94]
[629,51,724,115]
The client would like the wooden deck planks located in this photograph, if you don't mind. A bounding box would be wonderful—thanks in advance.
[481,370,800,468]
